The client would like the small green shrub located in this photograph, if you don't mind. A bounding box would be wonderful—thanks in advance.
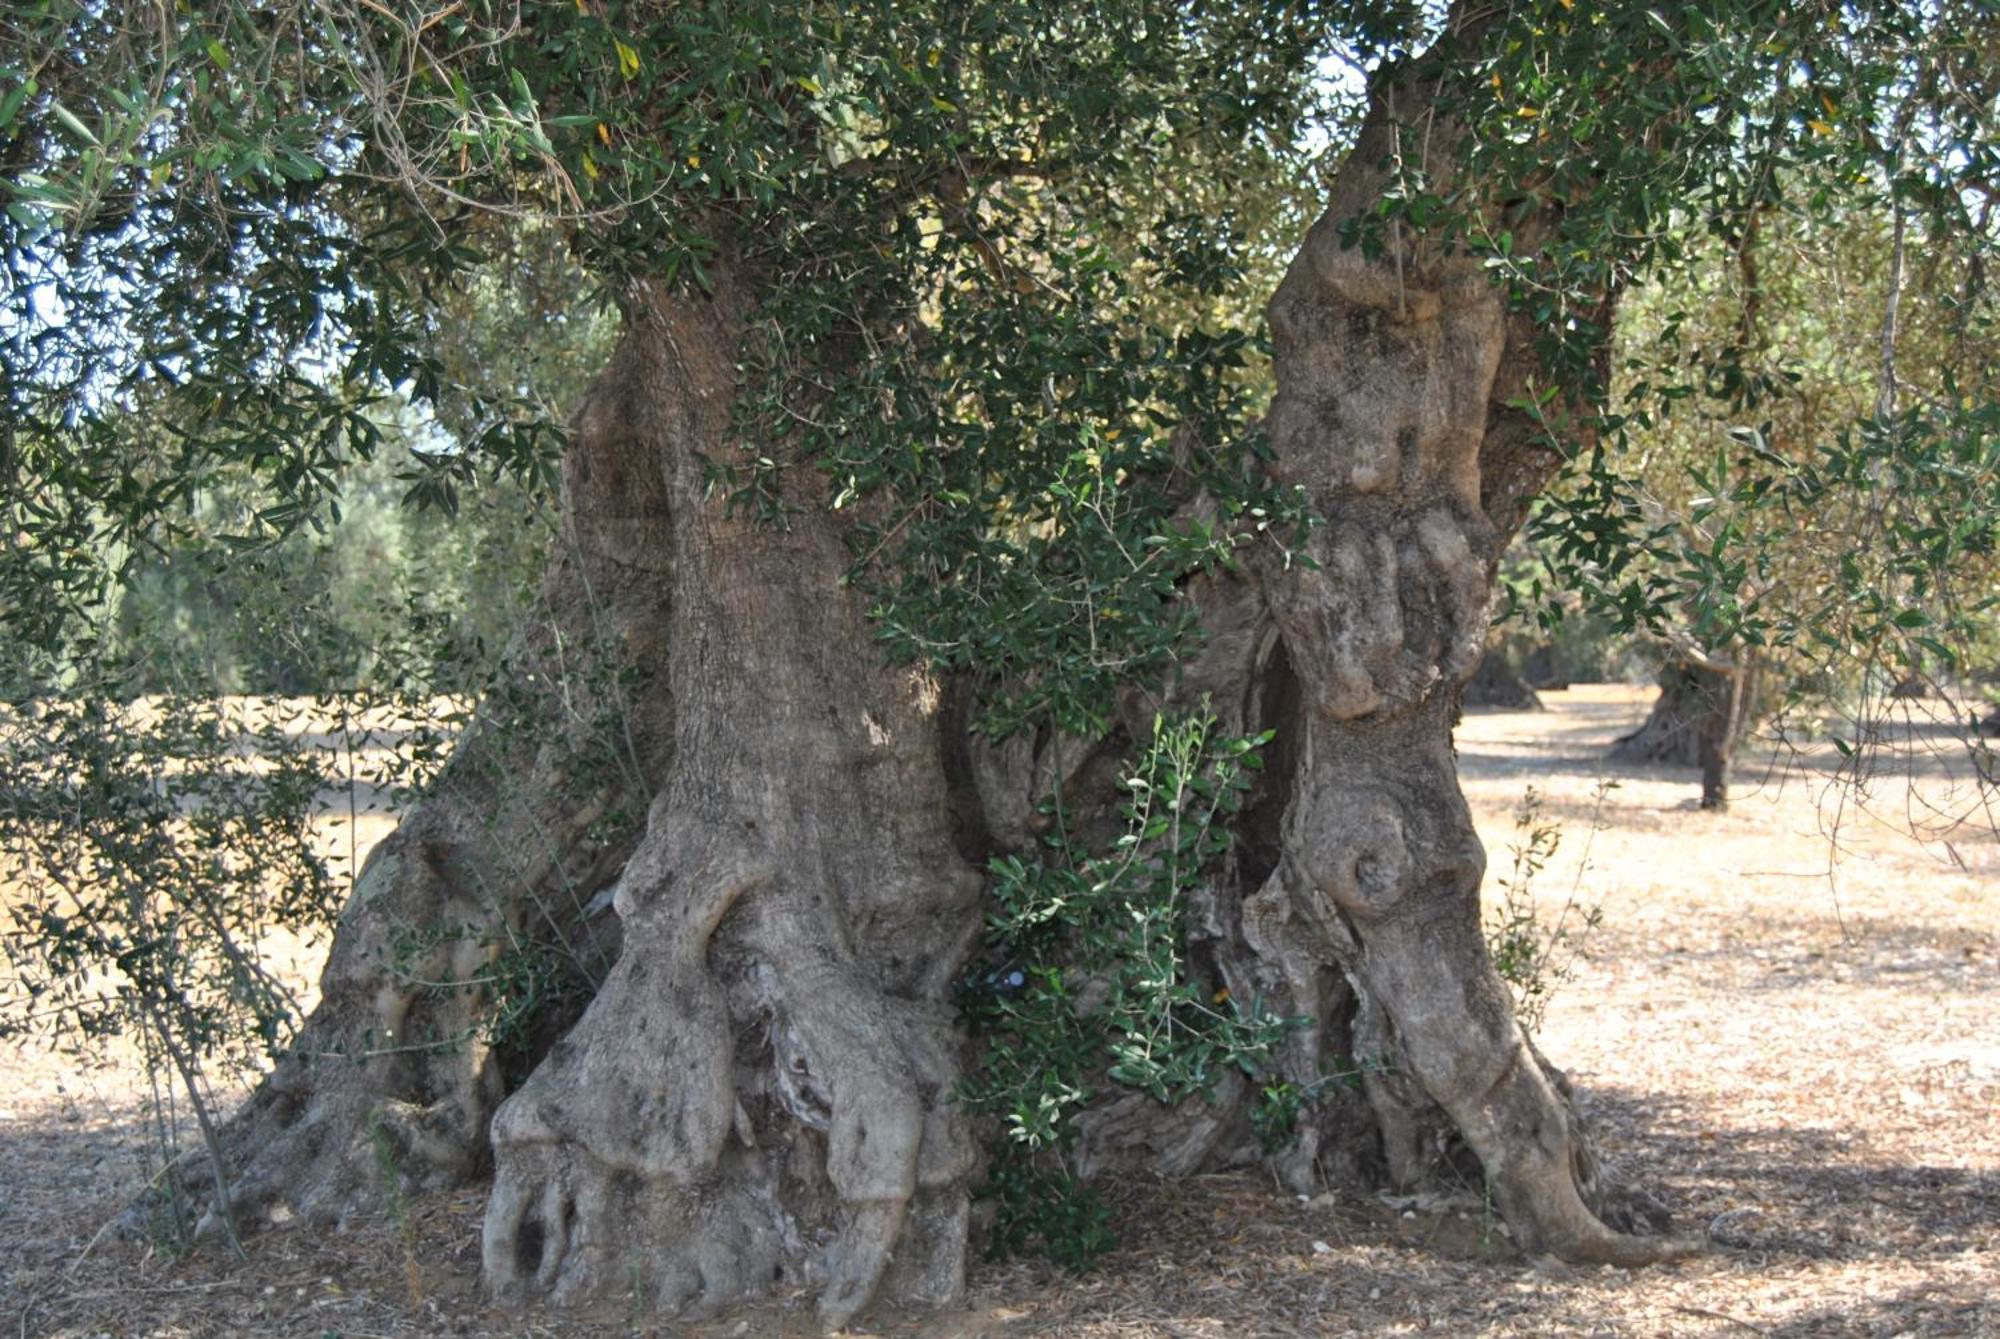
[1484,783,1610,1033]
[0,693,341,1069]
[959,711,1298,1266]
[0,689,346,1245]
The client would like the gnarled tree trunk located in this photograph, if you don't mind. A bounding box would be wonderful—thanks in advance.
[477,289,986,1327]
[215,332,681,1232]
[1227,48,1688,1263]
[217,24,1692,1331]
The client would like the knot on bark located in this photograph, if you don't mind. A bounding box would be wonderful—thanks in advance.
[1265,504,1493,720]
[1296,793,1415,917]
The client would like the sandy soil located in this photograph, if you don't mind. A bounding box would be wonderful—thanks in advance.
[3,686,1994,1337]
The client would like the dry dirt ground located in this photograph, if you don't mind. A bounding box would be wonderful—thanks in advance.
[3,686,1994,1337]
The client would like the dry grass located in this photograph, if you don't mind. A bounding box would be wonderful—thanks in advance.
[2,686,1994,1337]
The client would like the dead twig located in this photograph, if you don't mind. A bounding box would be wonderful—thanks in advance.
[1672,1303,1773,1334]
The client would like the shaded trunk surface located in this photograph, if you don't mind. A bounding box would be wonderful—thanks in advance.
[214,341,681,1231]
[216,26,1694,1334]
[1464,646,1546,711]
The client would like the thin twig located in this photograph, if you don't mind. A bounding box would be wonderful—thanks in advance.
[142,1004,247,1259]
[1875,94,1918,422]
[1672,1304,1772,1335]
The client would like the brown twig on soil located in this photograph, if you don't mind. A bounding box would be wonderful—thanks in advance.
[1672,1303,1773,1334]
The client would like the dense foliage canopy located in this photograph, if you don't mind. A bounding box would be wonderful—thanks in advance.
[6,2,1997,721]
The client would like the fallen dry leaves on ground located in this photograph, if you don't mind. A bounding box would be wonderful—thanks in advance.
[2,686,1993,1337]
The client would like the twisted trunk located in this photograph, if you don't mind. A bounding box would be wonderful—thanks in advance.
[1214,47,1690,1263]
[478,287,985,1327]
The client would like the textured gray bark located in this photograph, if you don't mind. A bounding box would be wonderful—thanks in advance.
[477,288,986,1327]
[1224,48,1691,1265]
[217,24,1694,1330]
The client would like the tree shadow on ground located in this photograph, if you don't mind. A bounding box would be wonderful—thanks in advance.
[944,1077,2000,1335]
[1760,1277,1998,1338]
[5,1070,1995,1335]
[1577,1087,1999,1263]
[1459,716,2000,795]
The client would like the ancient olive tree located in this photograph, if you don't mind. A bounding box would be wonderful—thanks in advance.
[5,0,1996,1327]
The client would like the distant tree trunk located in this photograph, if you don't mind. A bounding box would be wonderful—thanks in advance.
[1695,663,1752,812]
[1523,642,1571,690]
[1612,656,1759,810]
[1889,673,1930,699]
[216,20,1691,1330]
[1464,643,1545,710]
